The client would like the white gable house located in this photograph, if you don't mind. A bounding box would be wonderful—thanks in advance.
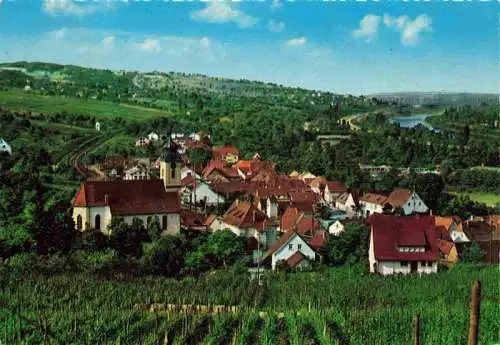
[328,220,345,236]
[261,231,317,270]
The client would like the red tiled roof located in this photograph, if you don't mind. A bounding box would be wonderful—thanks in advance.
[212,146,239,158]
[181,209,208,230]
[326,180,347,194]
[73,180,181,216]
[210,181,257,195]
[181,175,198,188]
[202,159,240,179]
[437,239,454,255]
[361,192,388,206]
[281,207,319,235]
[369,213,439,261]
[204,215,216,226]
[387,188,412,208]
[310,231,328,251]
[222,200,269,232]
[286,251,308,268]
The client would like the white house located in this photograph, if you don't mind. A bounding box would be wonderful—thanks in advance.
[335,192,359,217]
[328,220,345,236]
[386,189,429,215]
[135,138,151,147]
[324,181,348,205]
[72,179,181,235]
[147,132,159,141]
[368,213,439,275]
[360,189,428,217]
[260,231,317,270]
[95,121,101,132]
[123,165,150,181]
[0,138,12,156]
[360,193,388,217]
[181,175,225,207]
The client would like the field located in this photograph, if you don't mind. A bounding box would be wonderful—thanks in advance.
[1,263,499,345]
[0,89,174,121]
[456,192,500,207]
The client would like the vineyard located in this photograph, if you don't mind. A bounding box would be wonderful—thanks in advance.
[1,263,499,345]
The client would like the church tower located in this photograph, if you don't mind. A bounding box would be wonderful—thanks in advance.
[159,134,182,192]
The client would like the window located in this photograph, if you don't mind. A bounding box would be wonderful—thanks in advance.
[298,244,302,250]
[95,214,101,230]
[409,247,415,252]
[288,244,293,250]
[76,215,82,230]
[162,215,168,229]
[400,261,408,267]
[171,167,176,179]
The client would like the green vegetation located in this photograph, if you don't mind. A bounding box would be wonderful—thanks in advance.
[0,89,174,120]
[451,192,500,208]
[0,262,498,345]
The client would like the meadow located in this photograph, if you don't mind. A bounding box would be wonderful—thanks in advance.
[456,192,500,208]
[1,262,498,345]
[0,89,174,121]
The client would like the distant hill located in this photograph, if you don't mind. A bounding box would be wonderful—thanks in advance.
[369,92,498,106]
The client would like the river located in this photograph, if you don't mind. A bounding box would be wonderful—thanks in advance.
[389,113,439,131]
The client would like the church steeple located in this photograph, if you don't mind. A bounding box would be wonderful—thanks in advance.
[159,132,182,192]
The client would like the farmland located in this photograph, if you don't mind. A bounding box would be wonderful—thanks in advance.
[0,89,174,121]
[1,262,498,345]
[454,192,500,208]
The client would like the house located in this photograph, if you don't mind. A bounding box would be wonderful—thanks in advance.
[280,207,320,237]
[181,175,225,207]
[72,179,181,235]
[368,214,440,275]
[309,230,329,254]
[202,159,241,183]
[328,220,345,236]
[324,180,348,204]
[123,165,150,181]
[95,121,101,132]
[0,138,12,156]
[335,191,361,218]
[147,132,159,141]
[308,177,327,195]
[212,146,239,164]
[386,188,429,215]
[463,219,500,263]
[218,200,276,247]
[181,209,208,232]
[72,139,183,234]
[181,166,201,180]
[360,193,388,217]
[434,216,469,243]
[135,137,151,147]
[360,189,428,217]
[260,231,317,270]
[435,225,459,264]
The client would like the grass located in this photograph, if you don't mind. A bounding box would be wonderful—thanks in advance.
[453,191,500,207]
[0,88,174,121]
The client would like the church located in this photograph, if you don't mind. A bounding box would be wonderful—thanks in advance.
[72,138,182,235]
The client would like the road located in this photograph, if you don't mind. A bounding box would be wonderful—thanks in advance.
[67,135,115,180]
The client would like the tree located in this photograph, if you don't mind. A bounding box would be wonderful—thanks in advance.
[461,241,484,263]
[147,216,162,242]
[415,173,445,210]
[326,224,370,266]
[109,218,144,257]
[183,230,246,274]
[187,148,211,166]
[462,124,470,146]
[141,235,186,276]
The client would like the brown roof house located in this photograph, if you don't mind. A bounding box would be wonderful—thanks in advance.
[360,189,428,217]
[213,200,278,249]
[72,142,182,235]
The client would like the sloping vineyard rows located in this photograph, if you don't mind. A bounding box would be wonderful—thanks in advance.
[1,266,499,344]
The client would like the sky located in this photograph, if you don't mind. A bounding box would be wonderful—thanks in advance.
[0,0,497,95]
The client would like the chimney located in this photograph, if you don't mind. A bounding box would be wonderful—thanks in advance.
[104,194,109,205]
[252,211,256,224]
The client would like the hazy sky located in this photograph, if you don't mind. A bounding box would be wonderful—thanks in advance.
[0,0,497,95]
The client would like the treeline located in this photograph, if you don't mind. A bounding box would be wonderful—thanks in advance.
[447,168,500,193]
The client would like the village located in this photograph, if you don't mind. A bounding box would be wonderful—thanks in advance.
[70,129,500,276]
